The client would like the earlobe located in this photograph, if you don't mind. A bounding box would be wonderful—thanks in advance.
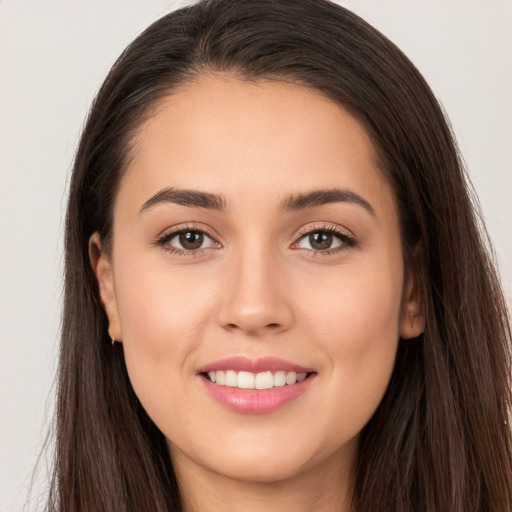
[89,233,123,342]
[399,269,425,339]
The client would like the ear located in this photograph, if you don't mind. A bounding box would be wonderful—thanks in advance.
[399,268,425,339]
[89,232,123,342]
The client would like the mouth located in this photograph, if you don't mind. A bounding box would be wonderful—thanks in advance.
[198,357,317,413]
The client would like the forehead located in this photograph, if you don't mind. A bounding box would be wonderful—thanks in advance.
[120,74,395,219]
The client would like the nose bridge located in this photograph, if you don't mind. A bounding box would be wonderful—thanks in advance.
[217,238,293,336]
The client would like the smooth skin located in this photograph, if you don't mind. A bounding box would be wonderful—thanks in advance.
[90,74,424,512]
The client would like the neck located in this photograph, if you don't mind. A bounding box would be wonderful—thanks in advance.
[171,441,357,512]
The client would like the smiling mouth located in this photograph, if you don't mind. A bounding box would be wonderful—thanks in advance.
[202,370,315,389]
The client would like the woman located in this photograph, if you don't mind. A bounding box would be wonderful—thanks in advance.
[49,0,512,510]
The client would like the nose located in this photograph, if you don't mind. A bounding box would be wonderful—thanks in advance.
[217,248,294,337]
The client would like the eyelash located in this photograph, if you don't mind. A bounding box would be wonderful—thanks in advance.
[155,224,219,257]
[293,224,357,256]
[155,223,357,257]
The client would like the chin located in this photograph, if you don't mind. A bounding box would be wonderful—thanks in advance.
[206,452,315,484]
[168,428,358,486]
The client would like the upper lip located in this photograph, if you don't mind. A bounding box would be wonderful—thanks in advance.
[197,356,314,374]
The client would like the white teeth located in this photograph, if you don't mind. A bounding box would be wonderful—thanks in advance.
[237,371,255,389]
[207,370,309,389]
[273,371,287,387]
[286,371,297,385]
[254,371,274,390]
[225,370,238,387]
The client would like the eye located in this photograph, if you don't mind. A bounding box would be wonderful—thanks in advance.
[156,226,218,253]
[294,226,356,254]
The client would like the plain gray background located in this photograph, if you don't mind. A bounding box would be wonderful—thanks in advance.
[1,1,511,510]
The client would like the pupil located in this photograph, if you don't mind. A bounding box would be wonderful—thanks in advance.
[179,231,203,250]
[310,231,332,250]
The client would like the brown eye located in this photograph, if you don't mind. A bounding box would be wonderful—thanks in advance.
[160,228,217,252]
[309,232,333,250]
[179,231,204,250]
[295,228,354,253]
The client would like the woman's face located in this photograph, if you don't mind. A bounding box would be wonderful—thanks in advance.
[93,75,423,485]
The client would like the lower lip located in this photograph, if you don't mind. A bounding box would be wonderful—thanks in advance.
[200,374,315,413]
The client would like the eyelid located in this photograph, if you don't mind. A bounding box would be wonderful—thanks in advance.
[291,222,357,253]
[295,222,355,240]
[154,223,222,254]
[156,222,218,240]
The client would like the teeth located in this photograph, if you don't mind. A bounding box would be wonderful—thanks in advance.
[237,371,255,389]
[225,370,237,387]
[273,370,286,387]
[216,370,225,385]
[286,371,297,385]
[254,371,273,390]
[208,370,309,389]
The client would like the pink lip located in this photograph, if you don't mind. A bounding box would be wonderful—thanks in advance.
[197,356,316,414]
[197,356,313,374]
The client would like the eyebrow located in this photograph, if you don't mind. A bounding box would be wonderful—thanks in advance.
[139,186,375,216]
[139,187,227,214]
[280,188,375,216]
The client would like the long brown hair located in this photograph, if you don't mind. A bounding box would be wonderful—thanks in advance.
[49,1,512,510]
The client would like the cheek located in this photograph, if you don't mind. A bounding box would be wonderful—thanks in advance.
[112,257,219,407]
[300,257,402,342]
[115,254,219,337]
[298,262,402,430]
